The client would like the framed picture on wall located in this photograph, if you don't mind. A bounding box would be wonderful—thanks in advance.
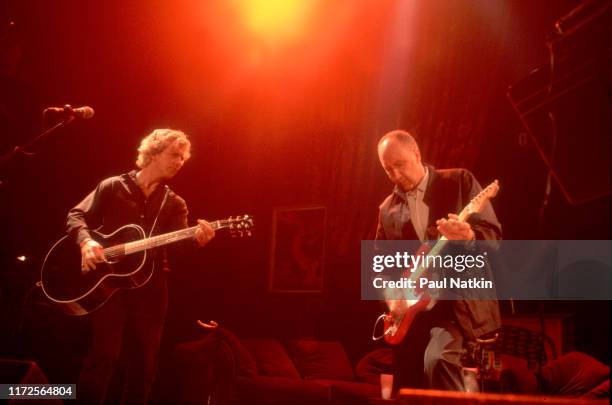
[269,206,326,293]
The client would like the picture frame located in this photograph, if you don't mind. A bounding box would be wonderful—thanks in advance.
[268,206,326,293]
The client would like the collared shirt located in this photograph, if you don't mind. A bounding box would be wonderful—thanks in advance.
[66,170,188,246]
[393,166,430,241]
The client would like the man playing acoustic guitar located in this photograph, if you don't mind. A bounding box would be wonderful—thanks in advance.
[375,129,502,392]
[66,128,215,404]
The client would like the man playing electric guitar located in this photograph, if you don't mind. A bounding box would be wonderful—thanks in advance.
[66,128,215,404]
[375,130,502,392]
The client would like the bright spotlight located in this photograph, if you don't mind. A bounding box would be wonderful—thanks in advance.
[235,0,315,44]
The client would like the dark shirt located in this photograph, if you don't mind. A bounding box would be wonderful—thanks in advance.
[66,170,189,265]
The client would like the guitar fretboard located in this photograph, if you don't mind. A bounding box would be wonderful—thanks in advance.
[104,220,231,258]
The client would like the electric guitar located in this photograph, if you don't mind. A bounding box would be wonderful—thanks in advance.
[373,181,499,345]
[40,215,253,316]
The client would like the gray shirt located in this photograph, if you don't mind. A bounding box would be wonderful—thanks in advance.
[388,166,430,241]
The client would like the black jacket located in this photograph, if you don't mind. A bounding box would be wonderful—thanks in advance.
[376,165,502,340]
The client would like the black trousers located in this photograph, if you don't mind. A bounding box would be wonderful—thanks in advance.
[77,272,168,405]
[392,302,466,392]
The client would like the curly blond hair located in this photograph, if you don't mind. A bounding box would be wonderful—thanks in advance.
[136,129,191,168]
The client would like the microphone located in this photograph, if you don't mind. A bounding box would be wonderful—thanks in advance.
[44,104,95,119]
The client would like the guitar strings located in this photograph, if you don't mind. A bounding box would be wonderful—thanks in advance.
[100,219,248,260]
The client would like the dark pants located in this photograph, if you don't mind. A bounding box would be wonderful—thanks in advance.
[77,272,167,405]
[392,303,465,391]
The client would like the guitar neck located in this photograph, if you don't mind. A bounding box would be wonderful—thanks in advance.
[407,184,495,281]
[122,220,228,255]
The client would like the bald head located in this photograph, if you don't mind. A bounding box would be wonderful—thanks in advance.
[378,130,425,191]
[378,130,419,152]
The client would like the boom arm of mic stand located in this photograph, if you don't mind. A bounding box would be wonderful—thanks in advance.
[0,116,75,177]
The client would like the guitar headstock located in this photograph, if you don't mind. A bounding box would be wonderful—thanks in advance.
[463,180,500,218]
[227,215,254,238]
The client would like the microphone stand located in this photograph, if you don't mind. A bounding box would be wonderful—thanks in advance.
[0,115,75,182]
[0,114,76,351]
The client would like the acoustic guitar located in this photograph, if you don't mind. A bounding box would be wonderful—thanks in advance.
[40,215,253,315]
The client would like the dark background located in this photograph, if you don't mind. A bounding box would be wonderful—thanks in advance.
[1,0,610,387]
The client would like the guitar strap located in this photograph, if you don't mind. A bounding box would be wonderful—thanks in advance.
[148,186,169,238]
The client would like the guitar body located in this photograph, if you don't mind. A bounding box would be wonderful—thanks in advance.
[40,224,153,316]
[383,296,435,345]
[381,242,436,345]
